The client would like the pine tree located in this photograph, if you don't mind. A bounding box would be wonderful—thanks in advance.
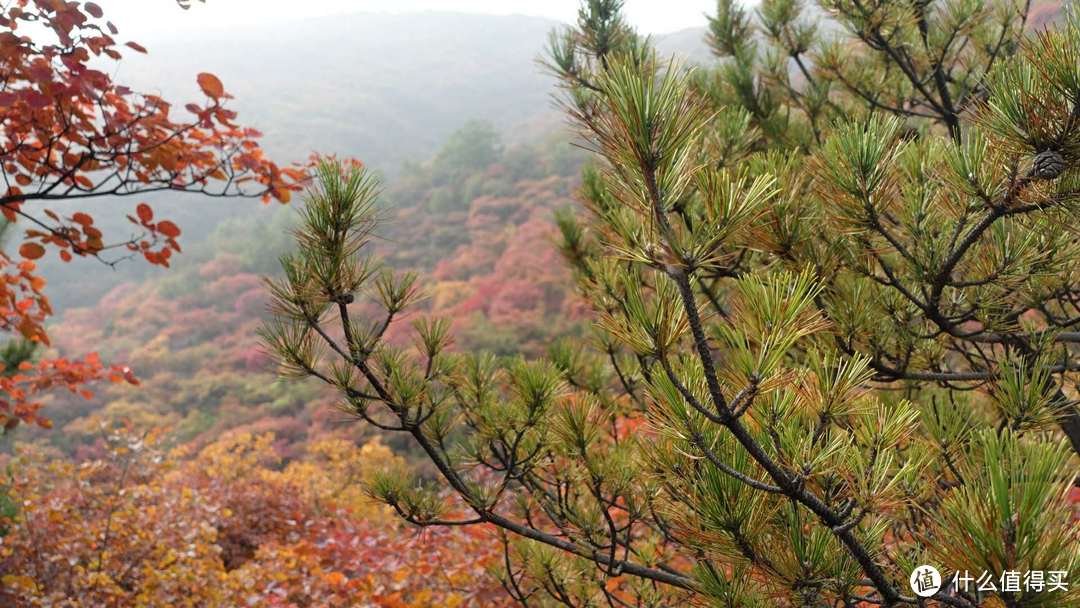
[264,1,1080,606]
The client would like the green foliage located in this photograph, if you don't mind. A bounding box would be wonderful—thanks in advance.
[930,430,1080,607]
[0,341,36,379]
[432,120,503,182]
[0,474,16,537]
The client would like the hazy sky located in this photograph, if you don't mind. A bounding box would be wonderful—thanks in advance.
[93,0,720,36]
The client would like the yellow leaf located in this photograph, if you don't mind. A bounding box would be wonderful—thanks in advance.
[2,574,36,590]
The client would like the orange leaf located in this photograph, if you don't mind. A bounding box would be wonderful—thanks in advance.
[18,243,45,260]
[72,212,93,226]
[197,72,224,99]
[323,572,347,586]
[156,220,181,238]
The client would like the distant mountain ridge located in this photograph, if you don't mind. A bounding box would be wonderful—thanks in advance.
[654,27,713,64]
[115,12,568,173]
[110,12,713,172]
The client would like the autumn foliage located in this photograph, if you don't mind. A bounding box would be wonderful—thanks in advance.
[0,132,587,604]
[0,428,510,606]
[0,0,303,431]
[25,134,584,452]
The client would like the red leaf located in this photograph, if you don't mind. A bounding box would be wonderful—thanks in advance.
[196,72,224,100]
[84,2,104,18]
[18,243,45,260]
[136,203,153,224]
[126,41,147,54]
[26,92,50,109]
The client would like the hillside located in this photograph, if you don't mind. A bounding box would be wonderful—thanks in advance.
[36,129,588,456]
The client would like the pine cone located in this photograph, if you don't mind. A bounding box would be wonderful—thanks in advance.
[1030,150,1066,180]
